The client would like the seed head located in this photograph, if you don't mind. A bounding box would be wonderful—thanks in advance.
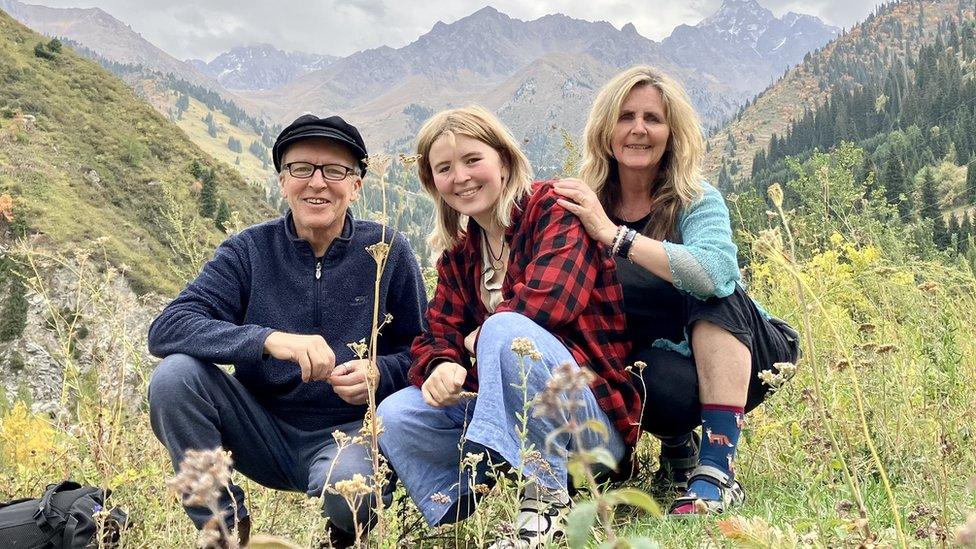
[365,154,392,178]
[532,363,595,418]
[461,452,485,470]
[166,448,233,508]
[333,473,371,500]
[332,429,351,447]
[398,153,421,167]
[767,183,784,209]
[367,241,391,265]
[430,492,451,504]
[511,337,541,360]
[346,338,369,359]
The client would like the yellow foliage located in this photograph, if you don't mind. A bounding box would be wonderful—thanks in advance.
[716,515,801,548]
[0,402,62,470]
[0,193,13,222]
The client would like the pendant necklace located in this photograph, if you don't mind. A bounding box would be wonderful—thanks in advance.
[482,230,506,272]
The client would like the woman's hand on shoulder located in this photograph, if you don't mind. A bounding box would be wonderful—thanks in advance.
[553,178,616,245]
[422,361,467,407]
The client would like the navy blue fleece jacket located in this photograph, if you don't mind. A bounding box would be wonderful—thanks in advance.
[147,211,428,429]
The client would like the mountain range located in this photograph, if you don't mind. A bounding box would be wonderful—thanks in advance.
[188,44,337,91]
[1,0,839,173]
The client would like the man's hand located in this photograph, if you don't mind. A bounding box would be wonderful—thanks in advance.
[421,362,467,407]
[263,331,336,382]
[463,327,480,355]
[329,359,372,405]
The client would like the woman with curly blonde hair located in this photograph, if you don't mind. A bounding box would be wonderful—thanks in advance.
[378,106,640,546]
[554,66,800,514]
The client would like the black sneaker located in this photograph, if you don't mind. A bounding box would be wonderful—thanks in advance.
[318,521,357,549]
[653,431,701,493]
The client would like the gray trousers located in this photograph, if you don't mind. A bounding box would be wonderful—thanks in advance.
[148,354,390,535]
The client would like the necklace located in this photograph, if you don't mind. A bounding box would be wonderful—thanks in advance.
[482,230,506,270]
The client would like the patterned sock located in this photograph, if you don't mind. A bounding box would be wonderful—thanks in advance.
[672,404,745,513]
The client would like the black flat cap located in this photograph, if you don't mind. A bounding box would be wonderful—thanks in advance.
[272,114,368,175]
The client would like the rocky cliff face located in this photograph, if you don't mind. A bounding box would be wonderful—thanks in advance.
[1,240,162,414]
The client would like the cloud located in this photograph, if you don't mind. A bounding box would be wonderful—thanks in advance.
[32,0,884,60]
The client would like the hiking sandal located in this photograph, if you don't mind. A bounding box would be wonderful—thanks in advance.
[653,430,701,493]
[668,464,745,516]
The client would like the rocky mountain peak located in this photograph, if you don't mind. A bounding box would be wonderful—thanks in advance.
[197,43,336,90]
[700,0,776,47]
[661,0,838,96]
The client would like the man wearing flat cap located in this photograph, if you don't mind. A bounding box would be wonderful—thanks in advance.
[147,114,427,547]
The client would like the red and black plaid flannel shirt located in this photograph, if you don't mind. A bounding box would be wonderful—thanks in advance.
[408,181,641,446]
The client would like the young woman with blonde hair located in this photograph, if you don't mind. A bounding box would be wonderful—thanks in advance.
[554,66,800,514]
[378,106,640,546]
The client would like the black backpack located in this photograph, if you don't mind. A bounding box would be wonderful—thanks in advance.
[0,481,128,548]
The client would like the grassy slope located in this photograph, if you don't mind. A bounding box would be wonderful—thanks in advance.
[0,10,275,296]
[703,0,962,185]
[2,198,974,547]
[132,76,275,189]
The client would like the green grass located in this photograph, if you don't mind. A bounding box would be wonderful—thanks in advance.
[2,177,975,547]
[0,10,275,296]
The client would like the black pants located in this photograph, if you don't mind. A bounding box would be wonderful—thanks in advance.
[630,284,800,437]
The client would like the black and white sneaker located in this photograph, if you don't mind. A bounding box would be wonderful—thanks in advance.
[489,496,571,549]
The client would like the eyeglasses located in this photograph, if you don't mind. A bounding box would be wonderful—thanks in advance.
[284,162,358,181]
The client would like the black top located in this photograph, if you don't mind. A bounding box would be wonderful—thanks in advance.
[611,213,687,350]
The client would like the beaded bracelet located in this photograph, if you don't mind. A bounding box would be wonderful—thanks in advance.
[617,229,638,259]
[609,225,627,256]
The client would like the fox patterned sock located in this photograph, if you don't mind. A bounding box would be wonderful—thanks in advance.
[672,404,745,512]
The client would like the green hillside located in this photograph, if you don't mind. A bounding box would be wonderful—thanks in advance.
[704,0,970,185]
[68,47,440,266]
[708,0,976,273]
[0,10,275,296]
[747,7,976,213]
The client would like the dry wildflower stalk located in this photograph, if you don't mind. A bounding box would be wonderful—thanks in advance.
[532,362,616,544]
[352,152,419,543]
[166,448,238,548]
[763,183,908,547]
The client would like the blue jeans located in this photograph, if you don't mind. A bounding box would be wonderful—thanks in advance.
[148,354,391,534]
[377,312,625,526]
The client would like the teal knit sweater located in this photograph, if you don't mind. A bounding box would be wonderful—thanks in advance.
[653,182,769,356]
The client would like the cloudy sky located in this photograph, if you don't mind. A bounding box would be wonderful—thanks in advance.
[34,0,885,61]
